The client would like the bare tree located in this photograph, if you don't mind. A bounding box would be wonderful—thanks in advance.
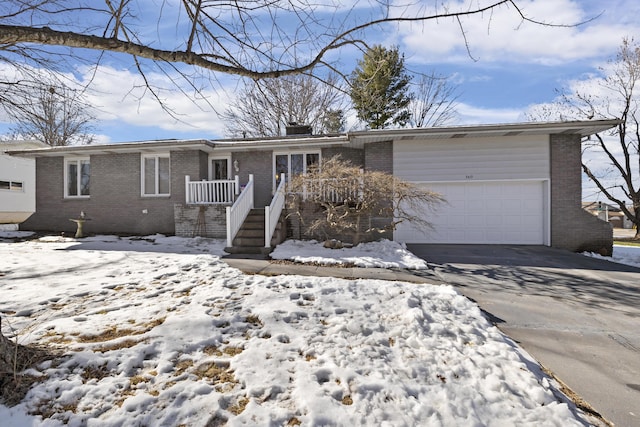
[528,38,640,237]
[286,156,445,245]
[0,1,582,92]
[3,79,95,146]
[410,73,459,127]
[221,74,346,137]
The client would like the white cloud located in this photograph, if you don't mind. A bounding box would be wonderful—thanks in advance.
[77,65,233,138]
[398,0,640,66]
[0,62,234,140]
[455,102,524,124]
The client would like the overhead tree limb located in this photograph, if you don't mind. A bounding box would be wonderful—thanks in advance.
[0,0,590,79]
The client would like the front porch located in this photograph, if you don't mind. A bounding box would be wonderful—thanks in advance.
[175,174,287,254]
[176,172,370,253]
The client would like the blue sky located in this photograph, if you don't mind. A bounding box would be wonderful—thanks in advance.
[2,0,637,142]
[85,1,640,142]
[1,0,638,201]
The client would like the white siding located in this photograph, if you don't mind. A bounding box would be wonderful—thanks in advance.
[0,152,36,223]
[393,135,550,182]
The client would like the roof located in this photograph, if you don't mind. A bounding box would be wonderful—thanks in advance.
[7,119,621,158]
[347,119,621,145]
[0,140,48,153]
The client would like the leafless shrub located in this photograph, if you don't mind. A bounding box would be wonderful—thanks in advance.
[287,156,445,245]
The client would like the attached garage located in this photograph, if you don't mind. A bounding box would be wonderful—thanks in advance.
[392,134,550,245]
[395,180,548,244]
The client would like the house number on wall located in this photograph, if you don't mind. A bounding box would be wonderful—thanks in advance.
[465,175,474,179]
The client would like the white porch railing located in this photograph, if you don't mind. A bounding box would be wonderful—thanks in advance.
[300,175,363,203]
[265,173,286,248]
[185,175,240,205]
[226,174,254,247]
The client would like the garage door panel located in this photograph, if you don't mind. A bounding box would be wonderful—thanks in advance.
[395,181,545,244]
[486,216,504,227]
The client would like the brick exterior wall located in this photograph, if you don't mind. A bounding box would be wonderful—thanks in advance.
[22,150,209,236]
[21,156,77,234]
[550,134,613,255]
[232,150,273,208]
[365,141,393,173]
[322,147,364,167]
[365,141,394,239]
[174,204,227,238]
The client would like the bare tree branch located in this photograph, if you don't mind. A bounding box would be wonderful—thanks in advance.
[0,1,588,79]
[1,75,96,145]
[528,38,640,236]
[409,72,459,127]
[221,73,346,137]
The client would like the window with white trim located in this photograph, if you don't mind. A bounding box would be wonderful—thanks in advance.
[273,151,320,189]
[64,158,90,198]
[142,154,170,196]
[0,180,23,192]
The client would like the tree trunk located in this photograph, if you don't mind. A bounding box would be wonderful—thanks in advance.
[0,327,18,376]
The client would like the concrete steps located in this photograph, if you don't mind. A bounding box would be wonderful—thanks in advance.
[224,209,286,256]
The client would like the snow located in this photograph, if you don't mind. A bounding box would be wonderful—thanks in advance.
[0,230,34,240]
[0,234,590,426]
[584,244,640,268]
[271,239,428,269]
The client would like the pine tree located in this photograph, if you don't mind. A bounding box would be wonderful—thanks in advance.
[350,45,413,129]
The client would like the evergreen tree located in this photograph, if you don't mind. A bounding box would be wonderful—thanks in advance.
[350,45,413,129]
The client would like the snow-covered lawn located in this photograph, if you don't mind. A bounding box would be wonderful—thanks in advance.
[0,234,590,426]
[584,244,640,268]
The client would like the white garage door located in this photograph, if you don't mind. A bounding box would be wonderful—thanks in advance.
[395,181,546,244]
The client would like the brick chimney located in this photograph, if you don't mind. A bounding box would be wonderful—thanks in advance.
[285,122,312,136]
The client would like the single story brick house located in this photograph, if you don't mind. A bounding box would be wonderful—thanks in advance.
[9,119,619,254]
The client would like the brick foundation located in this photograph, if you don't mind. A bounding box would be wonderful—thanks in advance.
[174,204,227,238]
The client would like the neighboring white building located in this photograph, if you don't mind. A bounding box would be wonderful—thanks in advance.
[0,140,47,226]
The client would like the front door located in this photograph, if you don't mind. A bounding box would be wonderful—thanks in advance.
[210,158,230,180]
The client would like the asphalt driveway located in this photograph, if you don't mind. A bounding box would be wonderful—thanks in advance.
[407,244,640,427]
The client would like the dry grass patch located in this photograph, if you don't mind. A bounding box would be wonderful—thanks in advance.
[41,330,73,346]
[174,359,194,375]
[1,332,56,406]
[202,345,243,357]
[228,396,249,415]
[245,315,263,327]
[203,345,222,356]
[194,361,237,384]
[614,239,640,246]
[81,363,111,382]
[78,318,166,344]
[114,389,136,408]
[130,374,151,386]
[30,399,79,421]
[222,346,243,356]
[93,338,141,353]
